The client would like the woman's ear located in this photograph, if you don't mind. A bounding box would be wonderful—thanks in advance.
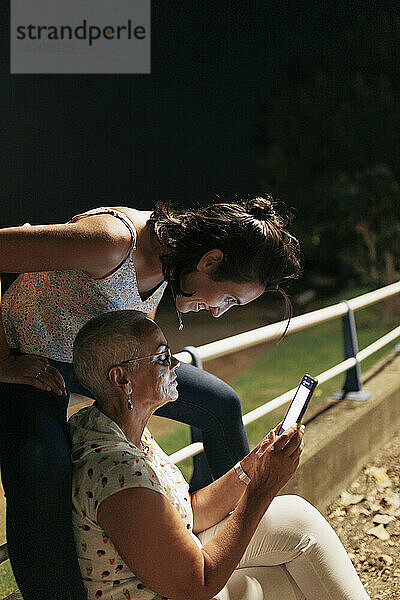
[108,366,132,395]
[196,249,224,273]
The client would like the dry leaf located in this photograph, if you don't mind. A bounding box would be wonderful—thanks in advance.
[367,502,382,512]
[373,514,396,525]
[359,507,371,517]
[382,491,400,510]
[329,507,346,518]
[365,466,391,486]
[378,480,393,490]
[341,491,365,506]
[378,554,393,566]
[365,466,388,482]
[367,524,390,540]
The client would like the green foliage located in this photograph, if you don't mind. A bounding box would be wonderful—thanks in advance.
[257,13,400,288]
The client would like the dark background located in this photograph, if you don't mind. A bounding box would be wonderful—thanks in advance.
[1,0,395,226]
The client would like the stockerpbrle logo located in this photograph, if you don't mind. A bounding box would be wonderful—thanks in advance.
[11,0,151,74]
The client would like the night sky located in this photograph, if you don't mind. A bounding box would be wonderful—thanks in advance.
[0,1,397,227]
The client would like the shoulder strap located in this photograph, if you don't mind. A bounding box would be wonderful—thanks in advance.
[69,207,137,252]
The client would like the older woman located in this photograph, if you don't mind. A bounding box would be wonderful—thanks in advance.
[69,310,370,600]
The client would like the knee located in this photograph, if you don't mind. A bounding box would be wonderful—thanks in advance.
[276,494,314,514]
[278,495,326,531]
[211,383,242,421]
[269,495,320,529]
[258,495,320,553]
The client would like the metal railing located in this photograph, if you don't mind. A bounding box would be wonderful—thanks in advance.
[1,281,399,567]
[168,281,400,464]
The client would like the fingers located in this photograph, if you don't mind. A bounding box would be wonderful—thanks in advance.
[34,371,66,396]
[287,435,304,457]
[273,424,298,450]
[1,355,67,396]
[292,440,304,469]
[45,365,67,394]
[23,375,52,392]
[30,358,66,396]
[262,428,276,447]
[261,421,285,447]
[274,424,305,453]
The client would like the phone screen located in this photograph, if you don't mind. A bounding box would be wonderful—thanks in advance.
[278,375,317,435]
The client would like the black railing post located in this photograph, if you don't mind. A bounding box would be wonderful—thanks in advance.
[333,301,371,401]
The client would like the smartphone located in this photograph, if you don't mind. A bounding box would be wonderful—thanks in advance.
[278,374,318,435]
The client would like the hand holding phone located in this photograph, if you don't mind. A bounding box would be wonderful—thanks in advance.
[278,374,318,436]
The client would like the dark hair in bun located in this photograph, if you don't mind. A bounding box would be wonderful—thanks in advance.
[149,194,302,317]
[244,195,276,221]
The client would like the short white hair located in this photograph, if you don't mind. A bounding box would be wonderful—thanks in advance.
[73,310,148,406]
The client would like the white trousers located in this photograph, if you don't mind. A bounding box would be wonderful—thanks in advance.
[196,495,370,600]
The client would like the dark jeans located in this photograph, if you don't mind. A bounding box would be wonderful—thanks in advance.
[0,358,249,600]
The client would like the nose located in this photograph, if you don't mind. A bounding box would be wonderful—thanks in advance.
[211,304,232,318]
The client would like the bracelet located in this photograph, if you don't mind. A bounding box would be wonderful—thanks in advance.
[233,461,251,485]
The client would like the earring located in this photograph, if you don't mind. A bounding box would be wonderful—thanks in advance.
[169,282,184,331]
[127,392,133,411]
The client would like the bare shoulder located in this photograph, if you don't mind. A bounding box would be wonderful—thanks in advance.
[108,206,153,230]
[70,208,132,241]
[108,206,162,272]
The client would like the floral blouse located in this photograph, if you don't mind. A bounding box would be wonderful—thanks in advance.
[1,208,168,363]
[68,405,195,600]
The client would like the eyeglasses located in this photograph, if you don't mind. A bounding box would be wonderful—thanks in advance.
[114,346,173,368]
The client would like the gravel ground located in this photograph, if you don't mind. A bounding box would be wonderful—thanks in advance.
[325,432,400,600]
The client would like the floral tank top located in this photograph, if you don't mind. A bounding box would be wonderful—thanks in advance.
[1,208,168,362]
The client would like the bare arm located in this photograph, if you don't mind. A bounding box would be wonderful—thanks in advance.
[0,215,131,275]
[191,462,247,534]
[97,426,303,600]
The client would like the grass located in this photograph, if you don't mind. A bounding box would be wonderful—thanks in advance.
[0,561,16,598]
[0,286,398,598]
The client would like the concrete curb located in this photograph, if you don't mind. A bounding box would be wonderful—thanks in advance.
[281,351,400,512]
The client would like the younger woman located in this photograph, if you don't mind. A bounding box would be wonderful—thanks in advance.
[0,195,301,599]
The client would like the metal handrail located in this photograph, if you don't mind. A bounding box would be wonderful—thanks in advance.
[169,324,400,464]
[169,282,400,464]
